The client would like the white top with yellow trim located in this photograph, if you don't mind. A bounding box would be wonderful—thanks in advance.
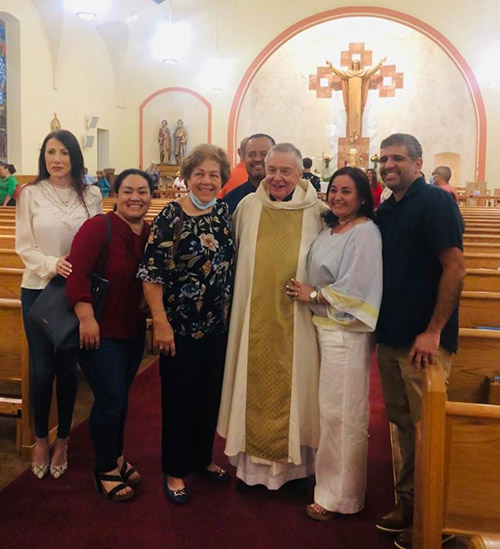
[307,220,383,331]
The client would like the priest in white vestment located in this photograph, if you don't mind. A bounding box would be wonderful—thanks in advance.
[217,143,327,489]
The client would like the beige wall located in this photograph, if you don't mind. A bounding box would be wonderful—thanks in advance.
[3,0,500,185]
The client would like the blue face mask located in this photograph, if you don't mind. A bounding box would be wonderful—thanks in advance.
[189,192,217,210]
[429,175,435,185]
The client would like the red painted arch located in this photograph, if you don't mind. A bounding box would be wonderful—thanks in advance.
[139,87,212,168]
[227,7,486,180]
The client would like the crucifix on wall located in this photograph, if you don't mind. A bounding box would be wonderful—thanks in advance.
[309,42,404,169]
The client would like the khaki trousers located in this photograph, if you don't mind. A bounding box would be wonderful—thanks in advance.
[377,344,452,501]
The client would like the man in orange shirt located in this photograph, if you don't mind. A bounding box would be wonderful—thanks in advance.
[219,137,249,198]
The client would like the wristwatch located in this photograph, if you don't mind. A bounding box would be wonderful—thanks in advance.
[309,289,320,304]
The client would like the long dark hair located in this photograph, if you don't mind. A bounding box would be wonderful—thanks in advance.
[33,130,88,213]
[366,168,378,189]
[323,166,375,228]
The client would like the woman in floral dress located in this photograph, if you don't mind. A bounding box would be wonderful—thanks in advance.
[138,144,235,504]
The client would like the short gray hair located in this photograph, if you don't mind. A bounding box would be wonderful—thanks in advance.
[433,165,451,182]
[265,143,303,171]
[380,133,423,160]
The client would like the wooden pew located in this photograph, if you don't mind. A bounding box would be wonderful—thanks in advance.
[464,234,500,244]
[0,249,24,268]
[0,268,23,298]
[450,328,500,403]
[465,242,500,254]
[468,534,500,548]
[465,253,500,269]
[0,298,33,457]
[460,291,500,328]
[0,235,16,249]
[413,329,500,548]
[465,227,500,234]
[465,269,500,292]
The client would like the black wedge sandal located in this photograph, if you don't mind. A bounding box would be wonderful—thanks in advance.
[120,461,142,486]
[94,470,134,502]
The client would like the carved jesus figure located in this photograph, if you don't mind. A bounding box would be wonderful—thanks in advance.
[326,57,386,140]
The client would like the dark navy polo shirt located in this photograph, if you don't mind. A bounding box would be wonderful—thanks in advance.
[376,177,463,353]
[223,181,257,214]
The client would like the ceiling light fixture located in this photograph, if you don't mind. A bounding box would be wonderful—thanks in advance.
[200,0,231,92]
[76,11,97,21]
[64,0,109,20]
[151,1,189,63]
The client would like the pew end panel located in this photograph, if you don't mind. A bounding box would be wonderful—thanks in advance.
[443,403,500,535]
[413,358,500,549]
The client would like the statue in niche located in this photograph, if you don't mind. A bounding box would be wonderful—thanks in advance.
[347,132,360,167]
[174,119,188,165]
[158,119,171,164]
[326,57,386,141]
[50,113,61,132]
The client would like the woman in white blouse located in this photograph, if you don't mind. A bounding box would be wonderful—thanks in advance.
[16,130,102,479]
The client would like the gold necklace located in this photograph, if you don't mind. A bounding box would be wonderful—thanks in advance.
[50,184,72,207]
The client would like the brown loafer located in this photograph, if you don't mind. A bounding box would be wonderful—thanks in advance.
[376,497,413,533]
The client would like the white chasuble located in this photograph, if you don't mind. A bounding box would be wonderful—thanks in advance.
[218,179,326,484]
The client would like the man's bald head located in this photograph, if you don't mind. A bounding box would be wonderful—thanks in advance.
[238,137,250,162]
[432,166,451,184]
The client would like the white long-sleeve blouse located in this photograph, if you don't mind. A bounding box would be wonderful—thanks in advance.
[15,180,102,289]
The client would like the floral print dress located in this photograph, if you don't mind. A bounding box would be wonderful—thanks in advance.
[137,200,235,338]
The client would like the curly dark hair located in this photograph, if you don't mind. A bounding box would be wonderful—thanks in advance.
[323,166,375,228]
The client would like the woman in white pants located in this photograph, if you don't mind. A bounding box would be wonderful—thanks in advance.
[287,166,382,520]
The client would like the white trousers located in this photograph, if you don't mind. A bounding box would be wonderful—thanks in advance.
[314,327,374,514]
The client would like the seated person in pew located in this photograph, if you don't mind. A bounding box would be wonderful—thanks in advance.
[430,166,458,203]
[374,134,465,547]
[0,162,19,206]
[16,129,102,480]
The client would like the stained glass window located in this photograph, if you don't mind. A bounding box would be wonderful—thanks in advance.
[0,20,6,161]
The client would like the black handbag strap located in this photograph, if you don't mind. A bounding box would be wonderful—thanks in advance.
[95,214,112,276]
[172,203,184,259]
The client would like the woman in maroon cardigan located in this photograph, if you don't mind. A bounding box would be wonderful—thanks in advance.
[66,168,152,502]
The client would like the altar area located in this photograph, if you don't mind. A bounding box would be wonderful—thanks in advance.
[235,16,477,185]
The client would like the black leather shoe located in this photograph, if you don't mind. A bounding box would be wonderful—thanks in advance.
[394,527,455,549]
[163,477,188,504]
[376,497,413,533]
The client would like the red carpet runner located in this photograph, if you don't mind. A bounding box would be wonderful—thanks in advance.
[0,359,395,548]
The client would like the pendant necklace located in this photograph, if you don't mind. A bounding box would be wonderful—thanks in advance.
[50,182,72,207]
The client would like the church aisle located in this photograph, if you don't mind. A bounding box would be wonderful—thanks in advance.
[0,358,407,548]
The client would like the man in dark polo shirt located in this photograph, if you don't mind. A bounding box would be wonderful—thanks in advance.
[374,134,465,548]
[223,133,275,214]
